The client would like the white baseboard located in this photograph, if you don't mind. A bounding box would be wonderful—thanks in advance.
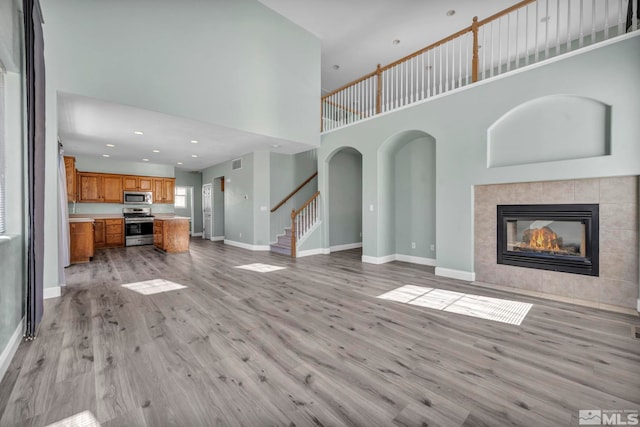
[361,254,396,264]
[637,298,640,313]
[43,286,61,299]
[362,253,436,267]
[0,318,23,383]
[224,240,269,251]
[330,242,362,252]
[297,248,330,258]
[435,267,476,282]
[212,236,225,241]
[394,254,436,266]
[191,232,203,237]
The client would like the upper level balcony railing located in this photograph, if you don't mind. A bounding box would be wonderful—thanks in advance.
[321,0,639,132]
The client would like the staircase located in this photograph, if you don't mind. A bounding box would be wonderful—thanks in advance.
[270,228,292,256]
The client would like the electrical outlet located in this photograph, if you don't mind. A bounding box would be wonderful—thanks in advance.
[369,204,374,212]
[411,242,416,249]
[239,232,242,238]
[430,244,435,251]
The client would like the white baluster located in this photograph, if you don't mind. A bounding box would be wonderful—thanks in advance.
[579,0,584,48]
[544,0,550,58]
[534,0,540,61]
[525,4,530,66]
[617,0,623,35]
[591,0,596,44]
[556,0,561,56]
[568,0,573,51]
[438,45,443,93]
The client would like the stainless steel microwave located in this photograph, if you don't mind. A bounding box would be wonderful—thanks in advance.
[123,191,153,204]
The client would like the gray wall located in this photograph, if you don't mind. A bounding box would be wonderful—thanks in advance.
[40,0,321,289]
[69,155,176,215]
[175,170,203,234]
[317,35,640,276]
[394,136,436,259]
[0,0,25,379]
[328,148,362,247]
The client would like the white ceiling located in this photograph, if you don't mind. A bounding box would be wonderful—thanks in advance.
[257,0,518,94]
[59,1,519,171]
[58,93,312,171]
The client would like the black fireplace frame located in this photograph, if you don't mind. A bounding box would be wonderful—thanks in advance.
[497,204,599,276]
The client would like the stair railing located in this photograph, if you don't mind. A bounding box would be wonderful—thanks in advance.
[290,191,320,257]
[271,172,318,253]
[321,0,639,132]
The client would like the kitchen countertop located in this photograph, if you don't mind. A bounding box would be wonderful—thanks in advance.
[69,213,124,219]
[153,216,191,221]
[68,217,95,223]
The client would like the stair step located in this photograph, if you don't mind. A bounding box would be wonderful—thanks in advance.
[277,235,292,246]
[270,244,291,256]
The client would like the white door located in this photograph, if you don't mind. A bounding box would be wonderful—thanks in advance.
[202,183,213,240]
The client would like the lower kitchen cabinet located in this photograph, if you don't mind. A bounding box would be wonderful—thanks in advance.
[70,221,95,264]
[154,218,190,253]
[94,218,124,249]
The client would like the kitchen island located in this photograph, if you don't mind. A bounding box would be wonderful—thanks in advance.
[153,216,190,253]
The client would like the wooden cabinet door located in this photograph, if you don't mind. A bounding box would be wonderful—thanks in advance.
[103,175,123,203]
[105,219,124,247]
[153,221,163,248]
[94,219,106,248]
[122,176,138,191]
[139,177,153,191]
[163,179,175,204]
[77,173,102,202]
[64,156,76,202]
[153,179,164,203]
[70,222,94,263]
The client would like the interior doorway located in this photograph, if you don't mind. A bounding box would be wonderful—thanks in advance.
[213,177,225,240]
[202,183,213,240]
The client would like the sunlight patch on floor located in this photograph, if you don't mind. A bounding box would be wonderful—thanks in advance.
[121,279,187,295]
[377,285,532,325]
[235,263,286,273]
[46,411,101,427]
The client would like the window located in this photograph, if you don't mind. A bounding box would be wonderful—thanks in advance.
[0,70,5,234]
[174,186,187,208]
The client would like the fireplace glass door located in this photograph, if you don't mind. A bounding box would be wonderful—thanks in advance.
[506,219,586,257]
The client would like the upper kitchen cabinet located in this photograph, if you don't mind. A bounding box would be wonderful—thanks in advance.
[77,172,123,203]
[122,175,153,192]
[64,156,76,202]
[153,178,176,204]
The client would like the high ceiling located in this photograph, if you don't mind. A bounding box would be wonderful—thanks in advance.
[59,0,519,171]
[257,0,518,94]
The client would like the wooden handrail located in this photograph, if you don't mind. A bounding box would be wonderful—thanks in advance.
[477,0,537,27]
[293,191,320,217]
[271,172,318,213]
[320,0,540,115]
[322,99,363,118]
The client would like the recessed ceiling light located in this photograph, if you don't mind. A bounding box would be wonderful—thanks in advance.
[106,143,115,147]
[272,144,280,148]
[177,162,183,165]
[332,64,340,70]
[446,10,456,16]
[142,158,149,161]
[392,39,400,45]
[152,149,160,153]
[190,140,199,144]
[191,154,198,158]
[134,131,144,135]
[102,154,110,158]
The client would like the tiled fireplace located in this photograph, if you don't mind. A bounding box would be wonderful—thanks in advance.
[474,177,639,313]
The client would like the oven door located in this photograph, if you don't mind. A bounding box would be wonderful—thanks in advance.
[125,221,154,246]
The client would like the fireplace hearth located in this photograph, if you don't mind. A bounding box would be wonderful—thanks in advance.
[497,204,599,276]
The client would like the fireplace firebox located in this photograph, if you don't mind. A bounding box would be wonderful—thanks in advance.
[497,204,599,276]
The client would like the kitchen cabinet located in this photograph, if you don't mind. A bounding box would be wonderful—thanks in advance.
[64,156,76,202]
[123,175,153,192]
[70,221,94,263]
[154,218,190,253]
[77,173,123,203]
[153,178,176,204]
[94,218,124,249]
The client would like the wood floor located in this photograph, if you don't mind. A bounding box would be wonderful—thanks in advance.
[1,240,639,427]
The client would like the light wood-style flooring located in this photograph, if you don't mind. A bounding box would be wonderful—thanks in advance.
[1,240,639,426]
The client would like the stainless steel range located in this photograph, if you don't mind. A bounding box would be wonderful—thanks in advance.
[123,207,154,246]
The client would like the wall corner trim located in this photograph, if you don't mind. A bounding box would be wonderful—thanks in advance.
[362,255,396,264]
[212,236,225,241]
[223,240,269,251]
[43,286,62,299]
[435,267,476,282]
[0,318,24,383]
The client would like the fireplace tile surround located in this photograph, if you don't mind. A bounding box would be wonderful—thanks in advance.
[474,176,639,313]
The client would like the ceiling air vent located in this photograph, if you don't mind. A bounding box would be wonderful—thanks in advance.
[231,158,242,171]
